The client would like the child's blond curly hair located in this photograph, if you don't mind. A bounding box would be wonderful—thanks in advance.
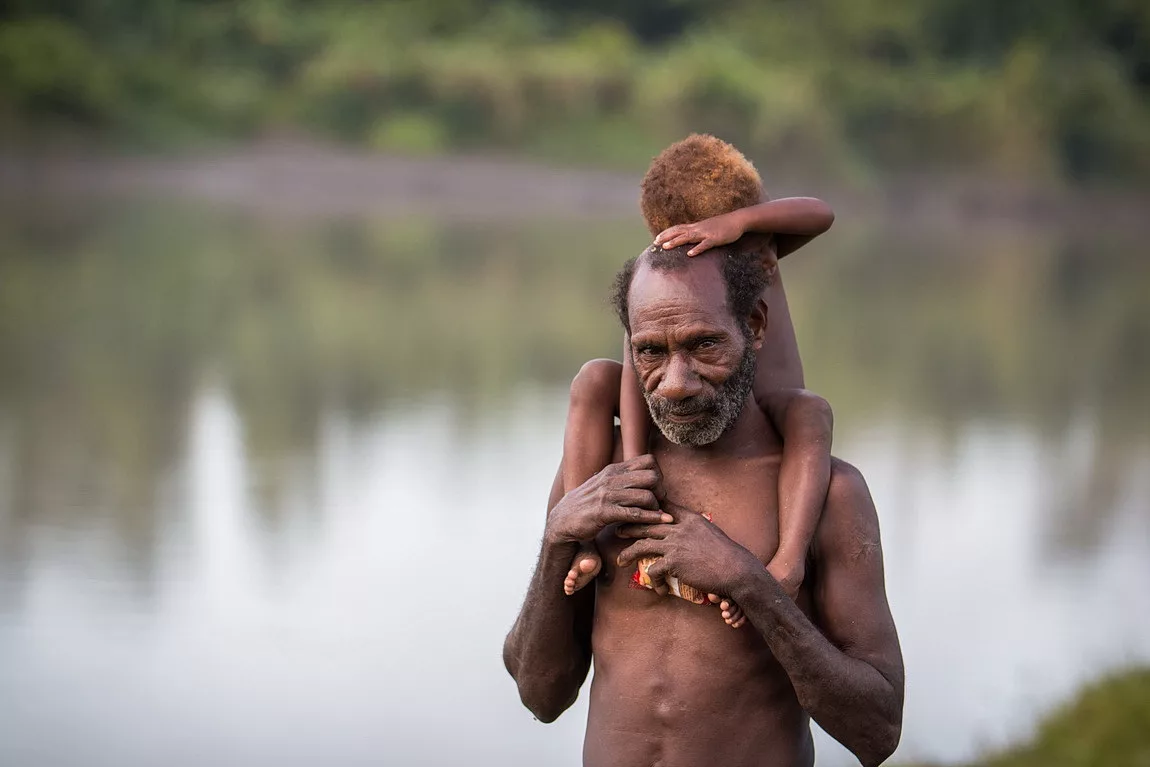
[640,134,767,237]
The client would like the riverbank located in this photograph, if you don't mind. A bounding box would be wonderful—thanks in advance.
[902,667,1150,767]
[2,141,1149,233]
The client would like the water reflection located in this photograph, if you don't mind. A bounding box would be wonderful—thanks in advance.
[0,200,1147,765]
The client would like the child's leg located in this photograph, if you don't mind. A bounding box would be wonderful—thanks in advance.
[561,358,623,595]
[619,333,652,460]
[759,388,833,599]
[712,275,811,625]
[562,358,622,492]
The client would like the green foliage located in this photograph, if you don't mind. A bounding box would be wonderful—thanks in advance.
[1014,667,1150,767]
[0,18,119,124]
[1,0,1148,183]
[369,111,447,154]
[902,667,1150,767]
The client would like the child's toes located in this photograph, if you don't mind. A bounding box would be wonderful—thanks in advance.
[568,554,602,594]
[563,569,580,595]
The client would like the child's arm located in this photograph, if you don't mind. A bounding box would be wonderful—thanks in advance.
[759,389,833,598]
[619,334,651,461]
[653,197,834,258]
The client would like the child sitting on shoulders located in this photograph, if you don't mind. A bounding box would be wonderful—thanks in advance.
[559,134,835,628]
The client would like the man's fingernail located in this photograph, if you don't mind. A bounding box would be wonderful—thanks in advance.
[661,514,673,523]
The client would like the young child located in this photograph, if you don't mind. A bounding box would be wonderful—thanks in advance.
[560,135,835,629]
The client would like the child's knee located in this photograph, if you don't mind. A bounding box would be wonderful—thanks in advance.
[570,359,623,410]
[788,389,834,436]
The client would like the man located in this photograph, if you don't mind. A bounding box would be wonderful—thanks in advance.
[503,243,904,767]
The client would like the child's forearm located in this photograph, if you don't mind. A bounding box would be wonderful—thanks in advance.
[736,198,834,259]
[736,197,834,236]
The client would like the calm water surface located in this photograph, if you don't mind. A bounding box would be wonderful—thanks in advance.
[0,200,1147,766]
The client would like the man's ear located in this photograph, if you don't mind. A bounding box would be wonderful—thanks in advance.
[747,298,769,349]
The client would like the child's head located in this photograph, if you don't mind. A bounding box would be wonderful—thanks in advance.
[640,134,767,237]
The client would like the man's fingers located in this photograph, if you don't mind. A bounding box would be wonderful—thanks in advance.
[610,488,659,510]
[618,454,657,473]
[615,523,673,540]
[607,506,672,527]
[659,500,684,521]
[602,454,654,478]
[617,468,661,491]
[645,558,672,594]
[616,538,664,567]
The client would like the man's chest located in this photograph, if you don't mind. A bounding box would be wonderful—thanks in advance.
[596,448,783,580]
[660,449,783,564]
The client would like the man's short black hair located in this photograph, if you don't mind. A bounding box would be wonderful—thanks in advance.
[611,243,769,336]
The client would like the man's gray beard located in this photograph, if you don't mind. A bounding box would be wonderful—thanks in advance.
[642,340,758,447]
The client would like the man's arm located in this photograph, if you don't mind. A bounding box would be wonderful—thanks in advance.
[503,463,595,722]
[732,460,903,765]
[504,455,669,723]
[615,458,902,765]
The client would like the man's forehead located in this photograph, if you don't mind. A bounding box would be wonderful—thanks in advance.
[634,249,722,303]
[628,249,730,323]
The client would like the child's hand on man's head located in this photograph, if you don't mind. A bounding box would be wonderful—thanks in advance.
[654,210,747,257]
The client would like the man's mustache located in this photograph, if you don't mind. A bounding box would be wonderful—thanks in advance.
[649,395,716,417]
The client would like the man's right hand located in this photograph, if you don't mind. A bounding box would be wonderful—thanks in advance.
[546,455,671,546]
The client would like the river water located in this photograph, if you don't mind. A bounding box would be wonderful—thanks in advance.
[0,198,1147,766]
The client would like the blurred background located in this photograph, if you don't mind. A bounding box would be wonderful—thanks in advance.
[1,2,1148,766]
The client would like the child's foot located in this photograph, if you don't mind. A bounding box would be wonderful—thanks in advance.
[563,545,603,595]
[767,559,804,601]
[708,593,746,628]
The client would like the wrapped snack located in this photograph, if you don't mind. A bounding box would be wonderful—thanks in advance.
[632,556,707,604]
[628,511,713,605]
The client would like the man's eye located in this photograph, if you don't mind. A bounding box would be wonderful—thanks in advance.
[638,346,662,357]
[697,339,717,350]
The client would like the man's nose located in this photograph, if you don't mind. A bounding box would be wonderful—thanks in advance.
[656,353,703,401]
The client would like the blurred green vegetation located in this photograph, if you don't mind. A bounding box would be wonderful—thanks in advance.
[1,0,1148,184]
[905,667,1150,767]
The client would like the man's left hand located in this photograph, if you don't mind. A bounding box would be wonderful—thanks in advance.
[615,499,760,597]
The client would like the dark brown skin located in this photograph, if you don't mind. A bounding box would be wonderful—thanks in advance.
[504,253,903,767]
[621,196,836,461]
[566,197,834,604]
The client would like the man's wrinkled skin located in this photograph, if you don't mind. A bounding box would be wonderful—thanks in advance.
[503,252,904,767]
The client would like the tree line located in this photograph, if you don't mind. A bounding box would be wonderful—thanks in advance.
[1,0,1148,184]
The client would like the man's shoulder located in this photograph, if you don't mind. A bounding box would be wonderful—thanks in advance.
[814,458,882,559]
[827,457,871,507]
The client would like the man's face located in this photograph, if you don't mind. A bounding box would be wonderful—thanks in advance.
[627,256,760,446]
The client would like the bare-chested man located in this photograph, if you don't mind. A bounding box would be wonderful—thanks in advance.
[503,243,904,766]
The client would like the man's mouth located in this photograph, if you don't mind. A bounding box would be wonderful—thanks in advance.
[664,411,705,423]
